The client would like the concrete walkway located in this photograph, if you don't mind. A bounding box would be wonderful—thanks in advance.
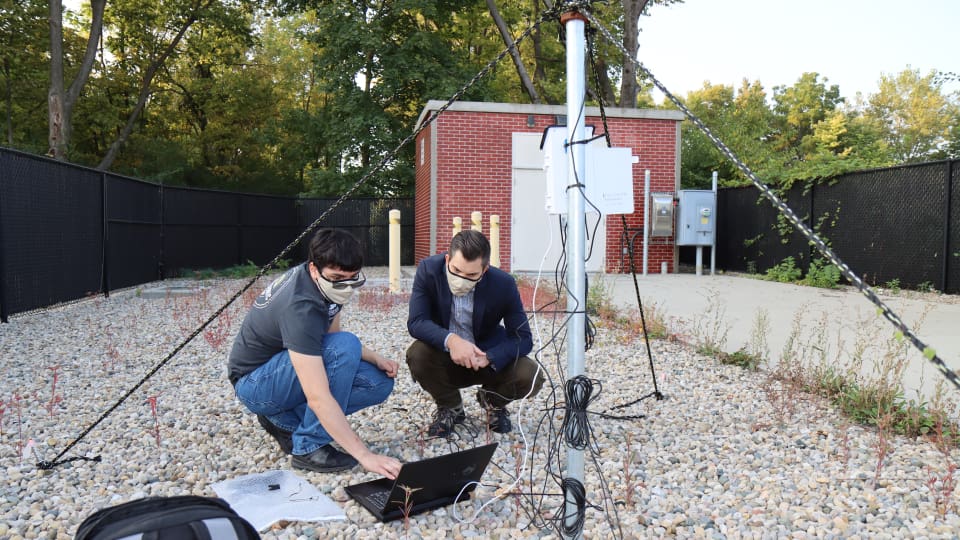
[603,272,960,413]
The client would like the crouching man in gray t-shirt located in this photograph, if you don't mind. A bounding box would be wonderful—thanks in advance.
[228,228,401,479]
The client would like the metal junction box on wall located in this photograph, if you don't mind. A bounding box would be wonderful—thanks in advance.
[677,190,716,246]
[650,193,674,237]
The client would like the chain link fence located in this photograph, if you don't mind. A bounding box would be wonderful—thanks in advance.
[0,148,415,321]
[717,159,960,293]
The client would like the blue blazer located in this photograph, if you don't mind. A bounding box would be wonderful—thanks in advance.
[407,254,533,371]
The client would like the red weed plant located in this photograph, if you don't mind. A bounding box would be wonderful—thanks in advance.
[203,308,235,352]
[12,394,24,462]
[104,335,122,372]
[357,287,411,311]
[44,365,63,416]
[926,415,958,516]
[145,394,163,447]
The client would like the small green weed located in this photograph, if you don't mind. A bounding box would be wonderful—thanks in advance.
[720,348,761,370]
[696,343,723,358]
[884,278,901,294]
[765,256,802,283]
[615,301,669,340]
[917,281,935,293]
[183,259,290,280]
[801,258,841,288]
[587,277,617,321]
[691,290,730,358]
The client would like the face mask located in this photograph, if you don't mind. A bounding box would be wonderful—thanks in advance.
[315,269,365,305]
[446,265,481,297]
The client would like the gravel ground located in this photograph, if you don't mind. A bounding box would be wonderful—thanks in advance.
[1,270,959,539]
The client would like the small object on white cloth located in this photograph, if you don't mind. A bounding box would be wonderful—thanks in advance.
[211,470,345,532]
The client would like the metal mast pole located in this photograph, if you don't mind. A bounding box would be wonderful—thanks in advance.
[562,8,587,539]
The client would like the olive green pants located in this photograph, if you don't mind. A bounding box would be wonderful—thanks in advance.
[405,340,545,410]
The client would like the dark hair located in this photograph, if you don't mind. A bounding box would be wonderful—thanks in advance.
[309,229,363,271]
[449,230,490,266]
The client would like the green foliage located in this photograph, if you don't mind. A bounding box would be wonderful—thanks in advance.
[794,362,958,441]
[801,258,841,288]
[677,80,779,188]
[720,348,761,371]
[675,68,952,190]
[0,0,67,151]
[771,72,844,160]
[6,2,957,196]
[916,281,935,293]
[865,67,960,163]
[765,256,802,283]
[884,278,901,294]
[696,343,723,358]
[586,278,616,318]
[183,258,290,280]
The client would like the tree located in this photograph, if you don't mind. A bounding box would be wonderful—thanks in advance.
[677,80,777,188]
[486,0,540,103]
[47,0,106,160]
[766,73,895,183]
[771,72,843,161]
[276,0,487,197]
[95,0,251,171]
[483,0,679,107]
[0,0,49,149]
[865,67,958,163]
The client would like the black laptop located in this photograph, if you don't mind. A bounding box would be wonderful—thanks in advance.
[344,443,498,522]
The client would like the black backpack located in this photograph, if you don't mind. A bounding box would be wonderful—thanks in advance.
[75,495,260,540]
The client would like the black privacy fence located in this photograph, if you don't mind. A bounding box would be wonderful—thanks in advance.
[716,159,960,294]
[0,148,414,321]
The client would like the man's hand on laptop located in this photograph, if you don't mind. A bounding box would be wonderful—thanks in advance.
[360,451,402,480]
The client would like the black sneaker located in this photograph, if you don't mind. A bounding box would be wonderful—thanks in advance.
[291,445,358,473]
[257,414,294,454]
[427,406,466,437]
[487,407,512,434]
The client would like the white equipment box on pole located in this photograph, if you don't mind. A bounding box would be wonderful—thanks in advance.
[541,125,635,216]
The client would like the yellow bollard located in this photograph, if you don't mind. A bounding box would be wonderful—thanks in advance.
[490,215,500,267]
[389,209,401,293]
[453,216,462,238]
[471,211,482,232]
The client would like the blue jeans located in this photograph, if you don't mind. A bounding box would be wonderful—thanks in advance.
[234,332,394,455]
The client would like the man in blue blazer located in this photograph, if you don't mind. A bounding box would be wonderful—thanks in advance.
[407,230,544,436]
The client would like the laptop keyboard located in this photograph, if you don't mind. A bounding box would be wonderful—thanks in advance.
[365,490,391,509]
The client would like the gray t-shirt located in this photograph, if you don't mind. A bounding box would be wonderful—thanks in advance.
[227,263,341,383]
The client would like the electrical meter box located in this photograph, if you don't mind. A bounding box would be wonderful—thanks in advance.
[650,193,674,237]
[677,190,716,246]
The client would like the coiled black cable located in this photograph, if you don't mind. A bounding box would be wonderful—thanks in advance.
[560,477,588,537]
[562,375,601,451]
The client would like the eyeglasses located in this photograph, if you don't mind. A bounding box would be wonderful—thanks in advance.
[318,269,366,289]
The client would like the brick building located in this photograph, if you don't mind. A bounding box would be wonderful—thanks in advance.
[413,101,684,273]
